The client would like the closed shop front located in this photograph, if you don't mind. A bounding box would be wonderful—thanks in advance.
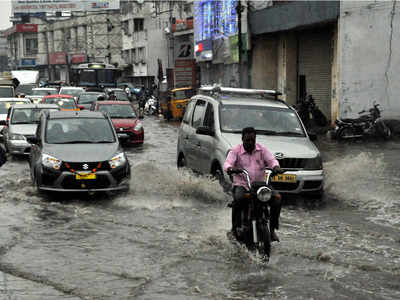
[298,27,333,118]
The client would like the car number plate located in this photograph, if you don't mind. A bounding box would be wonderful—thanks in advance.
[270,174,296,183]
[76,173,96,180]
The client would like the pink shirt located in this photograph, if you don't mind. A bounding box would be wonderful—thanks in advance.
[223,143,279,189]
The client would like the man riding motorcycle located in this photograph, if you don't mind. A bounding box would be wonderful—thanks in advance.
[224,127,283,242]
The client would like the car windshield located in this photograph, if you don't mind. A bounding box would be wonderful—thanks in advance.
[0,101,30,114]
[46,118,116,144]
[16,84,36,95]
[114,91,128,100]
[60,89,84,97]
[78,93,102,104]
[220,105,305,137]
[173,89,194,99]
[0,87,14,97]
[33,89,57,96]
[44,98,76,109]
[11,108,58,124]
[98,104,136,119]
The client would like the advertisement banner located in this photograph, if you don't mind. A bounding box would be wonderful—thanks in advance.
[49,52,66,65]
[12,0,120,14]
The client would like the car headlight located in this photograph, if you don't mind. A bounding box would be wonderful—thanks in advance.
[10,133,26,141]
[134,122,143,131]
[257,187,272,202]
[108,152,127,169]
[42,153,62,170]
[303,155,323,170]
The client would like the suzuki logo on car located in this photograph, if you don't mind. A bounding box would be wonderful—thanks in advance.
[82,164,89,170]
[274,152,285,159]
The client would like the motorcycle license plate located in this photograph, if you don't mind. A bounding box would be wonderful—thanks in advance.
[270,174,296,183]
[76,173,96,180]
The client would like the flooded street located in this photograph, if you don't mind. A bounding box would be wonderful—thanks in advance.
[1,116,399,300]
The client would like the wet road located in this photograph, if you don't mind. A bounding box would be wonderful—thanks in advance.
[1,116,399,300]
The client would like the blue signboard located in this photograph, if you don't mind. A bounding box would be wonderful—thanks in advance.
[20,59,36,66]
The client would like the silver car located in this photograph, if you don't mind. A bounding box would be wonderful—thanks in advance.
[176,86,324,198]
[28,88,58,104]
[3,103,59,156]
[0,98,32,139]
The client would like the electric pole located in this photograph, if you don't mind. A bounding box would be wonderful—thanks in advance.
[236,0,244,88]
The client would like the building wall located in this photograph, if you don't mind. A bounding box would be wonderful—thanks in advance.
[339,1,400,119]
[250,35,277,90]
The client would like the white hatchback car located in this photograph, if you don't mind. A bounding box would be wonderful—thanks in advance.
[176,86,324,198]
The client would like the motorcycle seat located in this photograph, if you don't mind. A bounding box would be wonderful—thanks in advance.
[340,116,371,123]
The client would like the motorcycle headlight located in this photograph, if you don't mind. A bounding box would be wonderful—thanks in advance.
[303,155,323,170]
[10,133,26,141]
[257,187,272,202]
[134,122,143,131]
[108,152,127,169]
[42,153,62,170]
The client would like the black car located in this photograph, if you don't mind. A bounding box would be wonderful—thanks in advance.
[29,110,130,193]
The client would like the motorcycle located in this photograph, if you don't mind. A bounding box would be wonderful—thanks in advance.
[296,94,328,128]
[227,168,283,261]
[144,95,158,115]
[334,102,391,140]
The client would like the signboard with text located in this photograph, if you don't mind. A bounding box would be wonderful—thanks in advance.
[49,52,67,65]
[12,0,120,14]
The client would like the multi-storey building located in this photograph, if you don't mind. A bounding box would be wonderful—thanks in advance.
[120,0,195,88]
[0,31,10,72]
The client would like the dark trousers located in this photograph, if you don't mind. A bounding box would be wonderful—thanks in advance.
[232,186,281,231]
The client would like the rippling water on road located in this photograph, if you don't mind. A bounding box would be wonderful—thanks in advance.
[1,116,399,299]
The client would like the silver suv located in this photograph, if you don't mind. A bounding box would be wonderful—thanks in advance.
[176,86,324,198]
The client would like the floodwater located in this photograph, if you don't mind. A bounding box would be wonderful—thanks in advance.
[0,116,399,300]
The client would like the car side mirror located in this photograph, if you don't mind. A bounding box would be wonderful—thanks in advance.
[196,126,214,136]
[0,120,6,126]
[308,132,317,141]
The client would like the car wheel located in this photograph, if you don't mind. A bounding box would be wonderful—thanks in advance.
[177,154,186,169]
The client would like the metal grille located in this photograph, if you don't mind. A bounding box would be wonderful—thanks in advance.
[278,158,306,169]
[61,161,110,172]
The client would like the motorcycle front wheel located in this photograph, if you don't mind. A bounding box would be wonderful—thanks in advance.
[258,221,271,259]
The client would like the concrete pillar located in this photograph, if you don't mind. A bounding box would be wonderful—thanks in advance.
[331,22,339,126]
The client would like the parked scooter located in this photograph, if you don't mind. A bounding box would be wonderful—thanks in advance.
[296,94,328,128]
[334,102,391,140]
[227,168,284,261]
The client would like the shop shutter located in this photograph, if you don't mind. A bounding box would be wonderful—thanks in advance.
[298,29,332,118]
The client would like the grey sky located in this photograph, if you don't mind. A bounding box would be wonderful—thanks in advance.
[0,0,12,30]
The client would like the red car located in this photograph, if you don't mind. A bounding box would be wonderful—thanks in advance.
[42,94,79,111]
[91,101,144,145]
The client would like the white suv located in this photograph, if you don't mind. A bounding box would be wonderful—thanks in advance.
[176,86,324,198]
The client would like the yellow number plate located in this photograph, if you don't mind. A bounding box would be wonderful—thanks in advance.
[271,174,296,183]
[76,173,96,180]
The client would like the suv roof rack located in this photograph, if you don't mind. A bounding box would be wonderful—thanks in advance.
[199,85,282,99]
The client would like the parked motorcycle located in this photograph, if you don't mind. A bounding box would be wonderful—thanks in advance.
[227,168,283,261]
[334,102,391,140]
[145,95,158,115]
[296,94,328,128]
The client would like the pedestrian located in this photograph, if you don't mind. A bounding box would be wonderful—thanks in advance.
[124,85,131,99]
[0,144,6,168]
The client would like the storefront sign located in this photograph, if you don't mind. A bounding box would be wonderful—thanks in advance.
[49,52,67,65]
[70,53,87,64]
[20,58,36,66]
[16,24,38,33]
[11,0,120,14]
[172,17,194,33]
[174,59,195,88]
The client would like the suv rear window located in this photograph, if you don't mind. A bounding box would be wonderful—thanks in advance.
[220,105,305,137]
[46,118,116,144]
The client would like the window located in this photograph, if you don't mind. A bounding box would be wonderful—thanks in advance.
[134,18,144,32]
[25,38,38,56]
[192,100,206,129]
[182,100,195,124]
[132,49,137,63]
[203,103,214,130]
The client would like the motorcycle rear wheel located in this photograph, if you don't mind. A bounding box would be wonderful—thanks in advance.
[258,221,271,260]
[337,127,356,140]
